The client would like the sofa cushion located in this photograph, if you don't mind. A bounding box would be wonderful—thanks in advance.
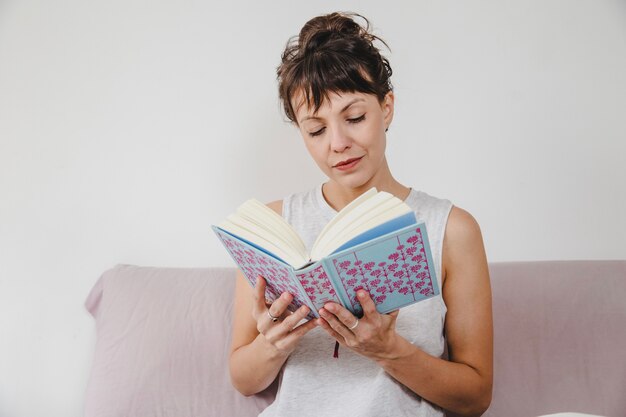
[485,260,626,417]
[83,264,276,417]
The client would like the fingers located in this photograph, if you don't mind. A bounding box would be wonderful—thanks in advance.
[262,304,318,353]
[319,302,357,339]
[279,305,315,338]
[316,316,346,344]
[268,292,293,318]
[323,302,357,328]
[251,275,319,356]
[280,304,310,329]
[356,290,379,318]
[318,292,398,342]
[253,275,268,313]
[354,290,398,320]
[253,275,292,319]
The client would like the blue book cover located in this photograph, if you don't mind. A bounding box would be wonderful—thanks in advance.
[212,215,439,320]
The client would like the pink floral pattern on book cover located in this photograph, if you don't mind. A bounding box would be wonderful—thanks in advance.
[330,226,436,316]
[216,230,315,319]
[294,265,342,312]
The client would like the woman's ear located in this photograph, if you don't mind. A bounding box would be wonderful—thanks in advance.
[382,91,395,129]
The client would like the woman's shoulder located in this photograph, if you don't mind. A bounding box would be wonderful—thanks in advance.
[442,205,487,285]
[265,200,283,216]
[446,206,482,238]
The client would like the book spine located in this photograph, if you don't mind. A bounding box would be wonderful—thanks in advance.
[321,258,361,316]
[285,268,318,320]
[293,260,347,318]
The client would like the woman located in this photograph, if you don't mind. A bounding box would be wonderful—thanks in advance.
[229,11,492,417]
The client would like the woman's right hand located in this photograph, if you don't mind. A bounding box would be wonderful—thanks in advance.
[252,275,318,357]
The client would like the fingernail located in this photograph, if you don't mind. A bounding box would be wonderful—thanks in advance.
[358,291,365,299]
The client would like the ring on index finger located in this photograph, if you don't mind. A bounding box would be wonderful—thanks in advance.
[267,309,279,323]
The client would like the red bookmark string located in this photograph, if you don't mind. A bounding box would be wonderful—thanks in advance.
[333,341,340,358]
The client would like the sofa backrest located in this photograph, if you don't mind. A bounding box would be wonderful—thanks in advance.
[84,265,276,417]
[83,261,626,417]
[485,260,626,417]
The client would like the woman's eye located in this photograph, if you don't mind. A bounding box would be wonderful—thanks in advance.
[348,114,366,123]
[309,127,325,137]
[308,115,364,137]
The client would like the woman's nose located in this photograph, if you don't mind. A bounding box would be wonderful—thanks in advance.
[329,125,351,152]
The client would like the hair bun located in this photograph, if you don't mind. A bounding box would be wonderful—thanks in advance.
[299,12,367,54]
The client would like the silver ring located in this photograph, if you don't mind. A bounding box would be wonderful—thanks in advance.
[267,309,279,323]
[348,319,359,330]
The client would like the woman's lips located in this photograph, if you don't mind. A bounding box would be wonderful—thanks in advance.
[334,156,363,171]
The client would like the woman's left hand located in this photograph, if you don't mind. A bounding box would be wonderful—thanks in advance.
[317,289,401,361]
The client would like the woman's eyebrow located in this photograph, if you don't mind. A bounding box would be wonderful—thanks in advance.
[299,98,365,124]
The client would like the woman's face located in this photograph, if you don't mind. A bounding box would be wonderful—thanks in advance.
[292,90,394,190]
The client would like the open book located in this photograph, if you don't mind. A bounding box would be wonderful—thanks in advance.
[212,187,439,320]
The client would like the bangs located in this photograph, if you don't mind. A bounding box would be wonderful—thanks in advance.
[288,53,379,123]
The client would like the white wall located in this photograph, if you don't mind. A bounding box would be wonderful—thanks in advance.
[0,0,624,415]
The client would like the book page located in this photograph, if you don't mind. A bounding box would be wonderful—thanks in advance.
[311,187,378,252]
[311,196,401,259]
[313,204,412,259]
[219,218,309,268]
[311,191,400,260]
[237,199,307,255]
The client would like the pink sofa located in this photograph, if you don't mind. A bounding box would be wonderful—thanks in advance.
[83,261,626,417]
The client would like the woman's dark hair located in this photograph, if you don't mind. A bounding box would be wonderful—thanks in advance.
[277,11,393,125]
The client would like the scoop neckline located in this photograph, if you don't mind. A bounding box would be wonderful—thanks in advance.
[317,183,415,215]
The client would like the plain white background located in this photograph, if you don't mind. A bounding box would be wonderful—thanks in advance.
[0,0,625,415]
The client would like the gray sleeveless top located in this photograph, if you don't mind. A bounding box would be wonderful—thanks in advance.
[259,183,453,417]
